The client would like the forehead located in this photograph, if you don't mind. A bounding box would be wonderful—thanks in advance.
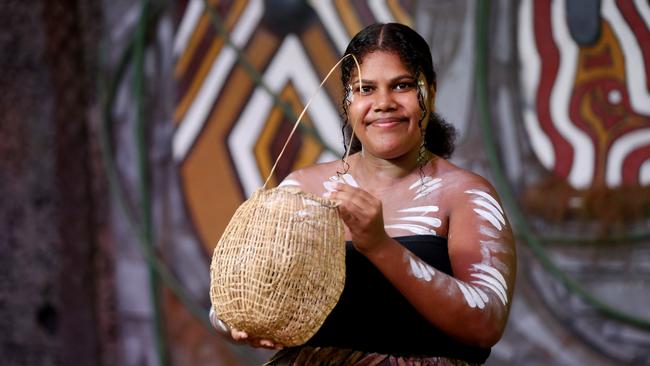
[350,51,412,80]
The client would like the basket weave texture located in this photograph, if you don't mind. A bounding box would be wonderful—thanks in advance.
[210,187,346,346]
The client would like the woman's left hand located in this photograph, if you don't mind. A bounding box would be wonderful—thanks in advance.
[325,182,391,255]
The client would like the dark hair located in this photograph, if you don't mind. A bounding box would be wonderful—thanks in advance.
[340,23,456,159]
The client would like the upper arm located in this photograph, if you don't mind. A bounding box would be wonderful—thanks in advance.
[446,175,516,316]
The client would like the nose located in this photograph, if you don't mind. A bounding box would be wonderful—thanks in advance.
[373,90,397,112]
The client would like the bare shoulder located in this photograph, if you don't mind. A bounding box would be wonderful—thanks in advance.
[434,159,502,207]
[279,159,346,195]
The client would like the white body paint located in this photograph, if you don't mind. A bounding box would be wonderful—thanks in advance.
[455,189,511,308]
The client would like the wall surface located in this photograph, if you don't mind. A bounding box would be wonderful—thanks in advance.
[2,1,649,365]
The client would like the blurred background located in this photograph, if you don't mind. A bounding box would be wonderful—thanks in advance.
[2,0,650,365]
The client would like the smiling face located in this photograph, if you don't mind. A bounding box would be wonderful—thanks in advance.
[348,51,428,161]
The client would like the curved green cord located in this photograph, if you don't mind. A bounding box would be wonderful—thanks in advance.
[475,0,650,330]
[97,2,262,364]
[133,1,168,365]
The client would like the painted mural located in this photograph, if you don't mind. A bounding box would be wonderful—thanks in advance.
[170,0,650,364]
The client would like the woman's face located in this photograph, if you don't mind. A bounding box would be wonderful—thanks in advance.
[347,51,428,160]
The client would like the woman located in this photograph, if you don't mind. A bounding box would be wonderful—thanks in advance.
[212,23,516,365]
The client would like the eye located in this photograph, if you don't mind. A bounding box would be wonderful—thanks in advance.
[356,85,373,95]
[395,81,415,91]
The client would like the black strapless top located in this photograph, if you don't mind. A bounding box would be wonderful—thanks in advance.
[306,235,490,363]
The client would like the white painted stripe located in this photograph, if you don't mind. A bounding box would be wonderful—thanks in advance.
[605,129,650,187]
[471,273,508,301]
[479,225,500,239]
[641,159,650,185]
[173,0,263,161]
[307,0,349,52]
[278,179,300,187]
[398,216,442,228]
[230,35,343,196]
[466,284,487,309]
[414,182,443,198]
[384,224,436,235]
[604,0,650,114]
[473,263,508,288]
[473,286,490,304]
[341,173,359,187]
[398,206,439,214]
[480,240,511,254]
[473,279,508,305]
[472,199,506,226]
[465,189,503,214]
[409,176,434,190]
[551,0,595,188]
[474,208,503,231]
[416,178,443,190]
[367,0,394,23]
[636,0,650,27]
[408,256,421,278]
[173,0,205,57]
[518,0,555,169]
[456,282,477,308]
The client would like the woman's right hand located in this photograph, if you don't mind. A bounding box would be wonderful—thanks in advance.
[210,308,284,349]
[230,328,284,350]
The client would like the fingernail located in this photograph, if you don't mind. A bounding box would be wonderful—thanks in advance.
[323,191,332,198]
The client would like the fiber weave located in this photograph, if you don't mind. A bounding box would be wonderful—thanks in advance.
[210,186,346,346]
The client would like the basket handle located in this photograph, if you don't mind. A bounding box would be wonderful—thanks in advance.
[262,54,362,189]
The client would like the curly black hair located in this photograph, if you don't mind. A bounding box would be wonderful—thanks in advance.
[340,23,456,159]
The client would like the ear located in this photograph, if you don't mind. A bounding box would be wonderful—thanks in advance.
[418,76,435,114]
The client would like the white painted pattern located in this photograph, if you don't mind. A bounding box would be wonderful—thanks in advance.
[229,35,342,196]
[385,177,443,235]
[606,130,650,187]
[385,223,436,236]
[278,179,300,187]
[551,0,595,188]
[472,199,506,225]
[518,0,555,170]
[465,189,503,213]
[398,216,442,228]
[367,0,394,23]
[473,208,503,231]
[307,0,349,52]
[398,206,439,214]
[466,190,506,231]
[479,225,500,239]
[408,255,436,282]
[637,0,650,27]
[603,0,650,114]
[173,0,263,161]
[323,173,359,192]
[173,0,204,57]
[410,177,442,201]
[641,160,650,185]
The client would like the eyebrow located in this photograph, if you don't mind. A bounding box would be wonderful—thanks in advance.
[351,74,415,85]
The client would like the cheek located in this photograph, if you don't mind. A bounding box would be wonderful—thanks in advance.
[347,100,371,123]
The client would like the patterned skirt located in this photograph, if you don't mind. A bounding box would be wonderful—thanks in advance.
[264,346,483,366]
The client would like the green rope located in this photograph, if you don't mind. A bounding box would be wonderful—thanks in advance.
[201,0,341,157]
[475,0,650,330]
[133,1,167,365]
[97,2,263,364]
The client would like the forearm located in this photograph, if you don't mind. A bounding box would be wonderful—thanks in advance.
[362,239,509,347]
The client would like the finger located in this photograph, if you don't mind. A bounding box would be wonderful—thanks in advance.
[231,329,248,341]
[259,339,274,348]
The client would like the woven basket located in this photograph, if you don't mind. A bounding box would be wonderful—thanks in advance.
[209,186,346,346]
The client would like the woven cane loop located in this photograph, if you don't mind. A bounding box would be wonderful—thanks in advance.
[263,54,362,189]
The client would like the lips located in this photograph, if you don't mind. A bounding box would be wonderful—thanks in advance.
[368,116,408,128]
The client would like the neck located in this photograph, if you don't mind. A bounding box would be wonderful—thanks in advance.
[351,148,430,188]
